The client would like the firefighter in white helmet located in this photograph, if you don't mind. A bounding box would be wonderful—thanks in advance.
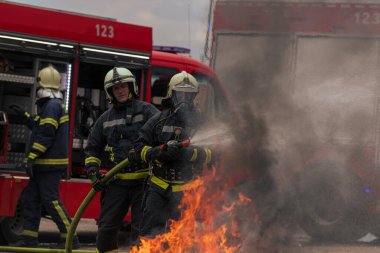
[129,71,217,238]
[9,65,80,249]
[84,67,159,252]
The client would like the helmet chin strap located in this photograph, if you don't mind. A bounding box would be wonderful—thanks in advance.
[112,91,133,105]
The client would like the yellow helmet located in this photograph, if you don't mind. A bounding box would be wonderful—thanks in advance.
[38,66,61,90]
[163,71,199,109]
[104,67,138,102]
[166,71,198,99]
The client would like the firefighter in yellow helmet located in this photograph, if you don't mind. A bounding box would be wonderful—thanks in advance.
[129,71,216,238]
[9,65,80,249]
[84,67,159,252]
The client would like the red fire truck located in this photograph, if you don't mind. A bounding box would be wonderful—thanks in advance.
[0,1,227,244]
[210,0,380,242]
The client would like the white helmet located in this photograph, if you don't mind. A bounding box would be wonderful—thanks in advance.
[38,65,61,90]
[104,67,138,102]
[166,71,198,107]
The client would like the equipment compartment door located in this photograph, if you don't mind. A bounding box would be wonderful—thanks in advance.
[292,36,379,149]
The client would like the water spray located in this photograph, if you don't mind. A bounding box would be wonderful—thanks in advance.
[191,126,234,147]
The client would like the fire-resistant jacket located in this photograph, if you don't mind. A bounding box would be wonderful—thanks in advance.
[85,99,159,183]
[27,98,69,171]
[134,108,212,191]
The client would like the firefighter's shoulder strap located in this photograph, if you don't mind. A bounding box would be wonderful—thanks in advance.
[154,109,171,137]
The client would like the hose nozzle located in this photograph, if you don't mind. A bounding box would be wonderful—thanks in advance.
[160,139,190,151]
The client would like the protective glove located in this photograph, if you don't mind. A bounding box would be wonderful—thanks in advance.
[148,145,183,163]
[184,146,218,168]
[127,148,139,164]
[23,159,34,178]
[8,104,25,116]
[87,167,106,192]
[207,148,220,168]
[8,104,33,128]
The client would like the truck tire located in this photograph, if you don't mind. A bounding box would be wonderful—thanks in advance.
[0,197,24,244]
[296,161,370,242]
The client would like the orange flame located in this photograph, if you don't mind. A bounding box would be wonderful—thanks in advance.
[131,167,256,253]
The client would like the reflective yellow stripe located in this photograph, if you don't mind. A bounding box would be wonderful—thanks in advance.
[109,147,115,162]
[24,112,30,117]
[34,158,68,165]
[40,117,58,128]
[205,148,212,164]
[172,184,185,192]
[85,156,101,166]
[59,115,69,124]
[34,115,40,121]
[22,230,38,238]
[141,146,152,163]
[28,152,38,159]
[190,148,198,161]
[136,168,150,173]
[116,171,149,180]
[150,176,187,192]
[156,176,184,185]
[151,176,170,190]
[159,177,185,184]
[32,142,47,152]
[52,200,71,236]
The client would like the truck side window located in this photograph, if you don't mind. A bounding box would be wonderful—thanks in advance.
[191,72,226,119]
[151,66,179,108]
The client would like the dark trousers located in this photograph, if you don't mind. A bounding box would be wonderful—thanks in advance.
[22,170,72,243]
[139,182,183,237]
[96,182,143,253]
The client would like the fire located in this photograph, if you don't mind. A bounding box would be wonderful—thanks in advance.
[130,167,257,253]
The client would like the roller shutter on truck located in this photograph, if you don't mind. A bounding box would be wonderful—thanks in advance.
[293,37,378,145]
[213,34,379,146]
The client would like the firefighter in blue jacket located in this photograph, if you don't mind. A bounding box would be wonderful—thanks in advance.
[84,67,159,253]
[130,71,215,238]
[9,65,80,249]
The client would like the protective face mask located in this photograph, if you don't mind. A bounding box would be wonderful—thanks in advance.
[172,90,197,108]
[37,88,63,99]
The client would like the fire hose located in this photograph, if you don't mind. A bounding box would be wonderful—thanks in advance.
[0,139,191,253]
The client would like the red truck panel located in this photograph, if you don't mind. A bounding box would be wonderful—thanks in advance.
[0,176,28,216]
[0,177,132,220]
[0,2,152,53]
[59,180,100,218]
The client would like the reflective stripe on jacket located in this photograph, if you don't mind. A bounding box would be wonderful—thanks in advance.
[27,98,69,170]
[85,99,159,180]
[134,108,203,188]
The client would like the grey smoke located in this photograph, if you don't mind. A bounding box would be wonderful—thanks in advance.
[208,0,376,252]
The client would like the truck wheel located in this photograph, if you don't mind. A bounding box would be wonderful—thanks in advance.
[296,161,370,242]
[0,198,24,244]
